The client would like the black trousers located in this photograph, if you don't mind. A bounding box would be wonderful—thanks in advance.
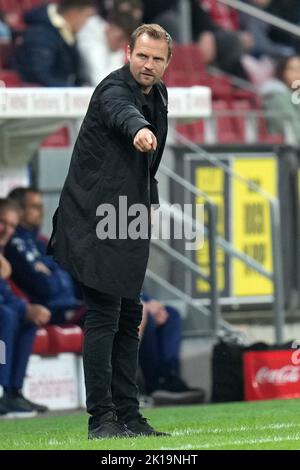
[81,284,143,424]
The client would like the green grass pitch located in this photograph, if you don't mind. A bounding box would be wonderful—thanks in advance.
[0,399,299,450]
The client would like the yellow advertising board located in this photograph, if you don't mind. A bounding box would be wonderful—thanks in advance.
[232,157,277,297]
[195,167,226,293]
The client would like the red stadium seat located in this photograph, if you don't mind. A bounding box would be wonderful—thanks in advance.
[168,44,205,74]
[46,325,83,355]
[0,0,46,14]
[201,75,233,100]
[213,100,239,143]
[163,44,206,87]
[176,120,205,144]
[231,99,252,143]
[0,70,22,86]
[32,328,49,355]
[41,126,71,148]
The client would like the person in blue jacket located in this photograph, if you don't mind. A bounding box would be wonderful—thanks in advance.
[5,187,82,324]
[14,0,96,86]
[140,292,205,405]
[0,198,50,417]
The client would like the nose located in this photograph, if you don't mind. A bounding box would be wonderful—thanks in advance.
[144,57,155,70]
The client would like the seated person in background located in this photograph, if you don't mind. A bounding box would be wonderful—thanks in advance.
[5,187,83,325]
[139,293,205,405]
[0,198,50,418]
[14,0,96,86]
[260,55,300,145]
[77,10,139,86]
[240,0,296,58]
[141,0,180,43]
[189,0,250,79]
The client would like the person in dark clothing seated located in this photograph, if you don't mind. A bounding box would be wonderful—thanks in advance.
[15,0,96,86]
[5,187,83,325]
[0,198,50,418]
[139,293,205,405]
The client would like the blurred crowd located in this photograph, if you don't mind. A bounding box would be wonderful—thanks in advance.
[0,0,299,85]
[1,1,300,140]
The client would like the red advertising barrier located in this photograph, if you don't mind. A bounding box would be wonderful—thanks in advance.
[244,350,300,401]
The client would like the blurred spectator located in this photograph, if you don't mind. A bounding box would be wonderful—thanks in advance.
[0,11,20,41]
[141,0,180,42]
[190,0,249,78]
[14,0,96,86]
[260,55,300,145]
[139,293,205,405]
[5,187,82,324]
[77,12,139,86]
[0,198,50,418]
[260,0,300,54]
[240,0,296,58]
[98,0,143,22]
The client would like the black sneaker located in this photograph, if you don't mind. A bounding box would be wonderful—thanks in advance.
[1,393,37,419]
[124,414,170,436]
[88,412,135,439]
[15,391,48,413]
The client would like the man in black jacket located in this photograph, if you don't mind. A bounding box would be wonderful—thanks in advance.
[49,24,172,438]
[15,0,96,86]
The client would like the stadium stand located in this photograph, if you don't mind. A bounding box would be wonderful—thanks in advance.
[0,0,296,411]
[0,2,283,145]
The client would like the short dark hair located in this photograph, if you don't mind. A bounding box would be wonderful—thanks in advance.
[58,0,96,13]
[130,24,173,61]
[8,187,41,210]
[0,198,20,216]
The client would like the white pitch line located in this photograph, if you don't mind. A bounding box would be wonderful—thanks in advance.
[172,422,300,437]
[161,434,300,450]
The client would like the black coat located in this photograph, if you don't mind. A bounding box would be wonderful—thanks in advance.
[48,64,168,299]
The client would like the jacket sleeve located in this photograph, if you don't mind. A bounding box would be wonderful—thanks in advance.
[98,83,156,140]
[263,90,300,144]
[5,238,61,301]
